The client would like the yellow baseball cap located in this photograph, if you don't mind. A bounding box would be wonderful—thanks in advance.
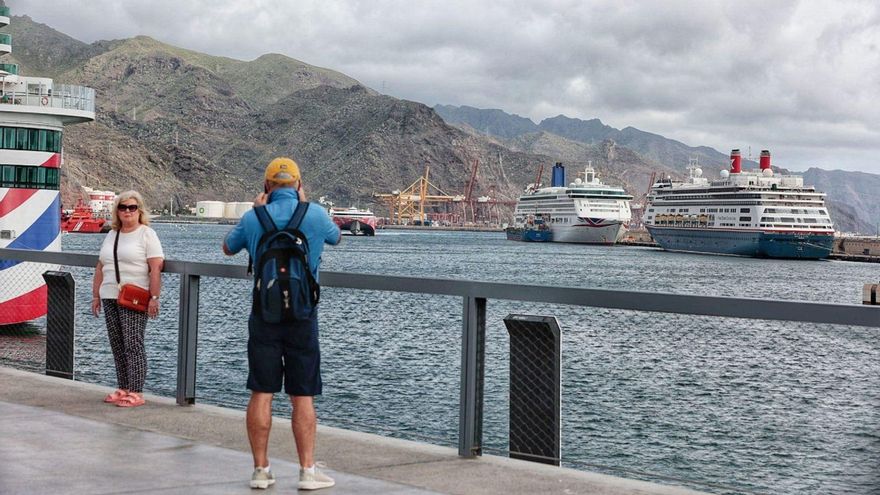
[264,157,301,184]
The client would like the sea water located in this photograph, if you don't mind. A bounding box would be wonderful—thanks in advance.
[62,224,880,495]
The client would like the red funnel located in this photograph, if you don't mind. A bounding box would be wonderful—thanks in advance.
[760,150,771,170]
[730,149,742,174]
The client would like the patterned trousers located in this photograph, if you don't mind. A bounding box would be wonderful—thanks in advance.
[102,299,148,393]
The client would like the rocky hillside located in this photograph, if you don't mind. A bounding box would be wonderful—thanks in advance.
[435,105,748,172]
[803,169,880,234]
[3,13,555,214]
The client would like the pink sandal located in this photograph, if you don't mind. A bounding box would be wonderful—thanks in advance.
[104,389,128,403]
[116,393,145,408]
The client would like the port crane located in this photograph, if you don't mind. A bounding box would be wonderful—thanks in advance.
[374,166,456,224]
[461,158,479,223]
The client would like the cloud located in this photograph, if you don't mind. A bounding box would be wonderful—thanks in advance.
[7,0,880,172]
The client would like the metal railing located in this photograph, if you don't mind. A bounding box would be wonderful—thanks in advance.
[0,84,96,113]
[3,246,878,463]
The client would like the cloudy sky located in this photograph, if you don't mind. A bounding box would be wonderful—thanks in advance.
[8,0,880,173]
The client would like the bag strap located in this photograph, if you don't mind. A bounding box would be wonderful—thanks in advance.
[248,205,276,275]
[113,230,121,285]
[285,202,320,306]
[253,205,277,234]
[113,227,147,285]
[284,201,310,231]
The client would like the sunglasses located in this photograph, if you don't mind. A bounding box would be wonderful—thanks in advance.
[118,204,139,212]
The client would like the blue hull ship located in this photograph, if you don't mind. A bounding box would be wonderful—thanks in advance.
[506,227,553,242]
[644,149,836,260]
[646,227,834,259]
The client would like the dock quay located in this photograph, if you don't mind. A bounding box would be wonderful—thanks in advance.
[0,366,704,495]
[378,224,502,232]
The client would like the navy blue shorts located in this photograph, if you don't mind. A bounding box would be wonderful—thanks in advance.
[247,312,322,396]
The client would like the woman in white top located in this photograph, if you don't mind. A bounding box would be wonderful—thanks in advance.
[90,191,164,408]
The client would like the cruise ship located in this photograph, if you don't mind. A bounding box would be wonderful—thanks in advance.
[511,163,632,244]
[0,7,96,324]
[644,150,834,259]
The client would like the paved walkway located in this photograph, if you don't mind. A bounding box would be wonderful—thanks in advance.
[0,367,707,494]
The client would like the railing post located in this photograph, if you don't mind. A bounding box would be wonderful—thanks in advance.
[42,271,75,380]
[176,271,199,405]
[459,295,486,457]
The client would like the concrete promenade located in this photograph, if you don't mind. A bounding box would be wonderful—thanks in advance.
[0,367,708,495]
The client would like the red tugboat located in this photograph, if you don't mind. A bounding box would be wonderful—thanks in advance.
[61,202,110,233]
[329,206,377,236]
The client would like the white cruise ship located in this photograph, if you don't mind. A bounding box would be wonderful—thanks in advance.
[644,150,834,259]
[0,7,96,324]
[511,163,632,245]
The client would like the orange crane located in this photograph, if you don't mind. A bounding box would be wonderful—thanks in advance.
[374,166,455,224]
[533,163,544,188]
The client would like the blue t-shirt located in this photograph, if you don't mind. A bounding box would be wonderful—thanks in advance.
[224,189,340,279]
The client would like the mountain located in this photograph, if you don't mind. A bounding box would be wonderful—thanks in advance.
[802,169,880,234]
[434,105,538,139]
[4,14,553,213]
[435,105,746,173]
[1,13,105,77]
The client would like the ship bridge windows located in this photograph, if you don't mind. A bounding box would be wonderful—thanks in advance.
[0,126,62,153]
[0,164,59,189]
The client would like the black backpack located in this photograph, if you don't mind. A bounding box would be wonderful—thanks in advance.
[250,202,320,323]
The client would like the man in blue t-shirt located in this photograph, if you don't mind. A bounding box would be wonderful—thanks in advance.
[223,157,340,491]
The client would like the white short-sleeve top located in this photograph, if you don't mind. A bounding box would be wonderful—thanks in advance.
[98,225,165,299]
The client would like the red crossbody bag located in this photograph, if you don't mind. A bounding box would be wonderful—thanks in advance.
[113,230,150,312]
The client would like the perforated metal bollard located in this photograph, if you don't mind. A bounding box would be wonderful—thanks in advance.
[504,314,561,466]
[42,271,75,379]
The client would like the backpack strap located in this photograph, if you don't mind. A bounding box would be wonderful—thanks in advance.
[284,201,310,231]
[282,201,321,308]
[248,205,278,276]
[253,205,278,233]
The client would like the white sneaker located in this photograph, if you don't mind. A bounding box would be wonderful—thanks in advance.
[298,465,335,490]
[250,466,275,489]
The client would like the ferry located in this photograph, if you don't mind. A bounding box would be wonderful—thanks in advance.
[511,163,632,244]
[0,7,96,324]
[644,150,834,259]
[330,206,377,236]
[505,214,552,242]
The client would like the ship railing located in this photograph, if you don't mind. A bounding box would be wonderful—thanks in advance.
[0,84,95,112]
[1,246,878,492]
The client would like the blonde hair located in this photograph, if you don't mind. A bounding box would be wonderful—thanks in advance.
[111,190,150,231]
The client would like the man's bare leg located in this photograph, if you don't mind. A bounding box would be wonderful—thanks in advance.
[247,392,274,467]
[290,395,316,468]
